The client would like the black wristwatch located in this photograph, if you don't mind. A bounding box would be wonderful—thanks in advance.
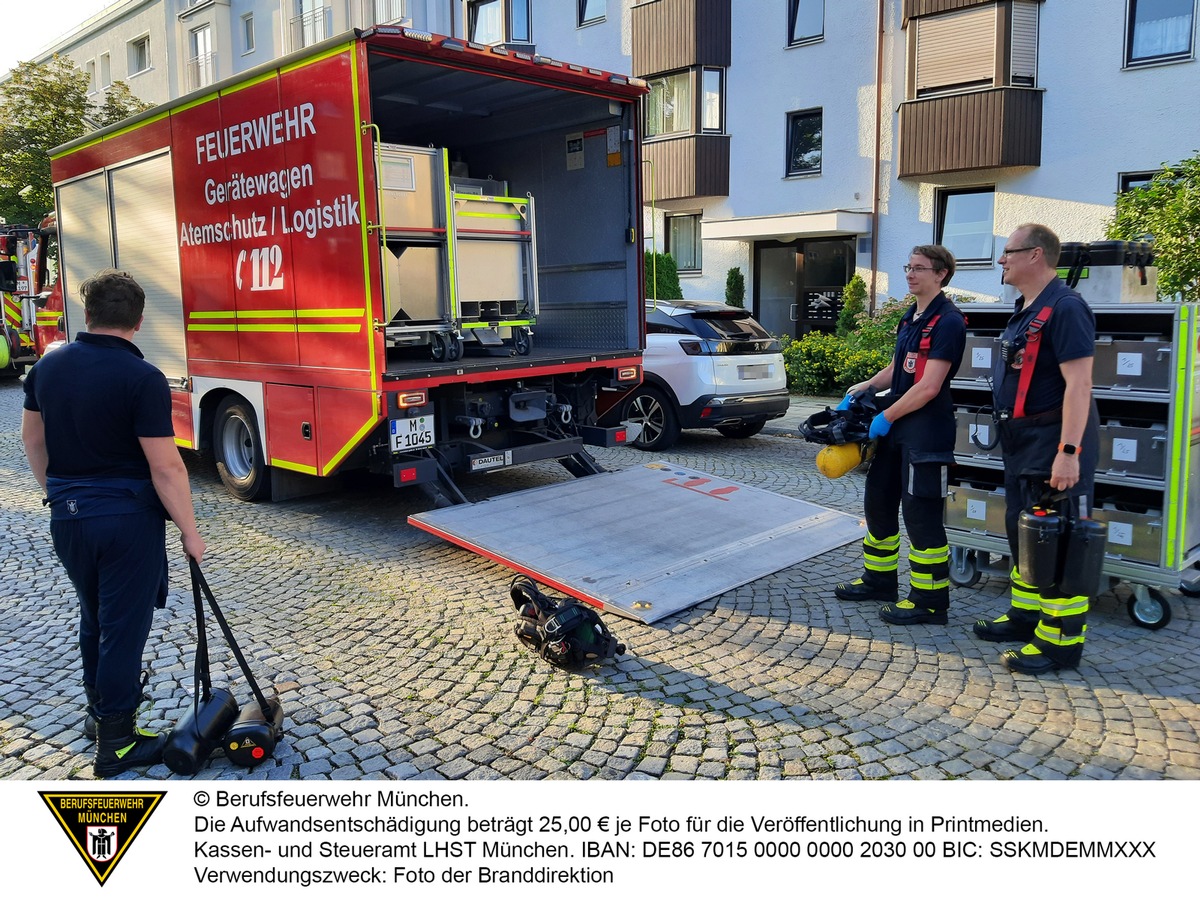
[1058,442,1078,456]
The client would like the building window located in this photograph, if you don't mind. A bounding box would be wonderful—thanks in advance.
[1126,0,1195,65]
[786,108,822,176]
[667,213,702,272]
[646,71,692,138]
[128,35,151,74]
[85,59,96,93]
[701,68,723,132]
[467,0,531,45]
[375,0,408,24]
[937,188,995,266]
[189,25,214,90]
[788,0,824,45]
[242,14,255,53]
[578,0,604,27]
[1119,170,1158,192]
[99,53,111,88]
[913,5,996,96]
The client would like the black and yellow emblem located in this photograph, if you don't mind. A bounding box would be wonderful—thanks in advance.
[39,791,165,886]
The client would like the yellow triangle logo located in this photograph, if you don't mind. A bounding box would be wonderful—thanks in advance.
[39,791,166,886]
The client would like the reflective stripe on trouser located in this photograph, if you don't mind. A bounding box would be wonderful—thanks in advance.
[1028,591,1088,664]
[1007,567,1041,617]
[908,544,949,612]
[863,532,900,576]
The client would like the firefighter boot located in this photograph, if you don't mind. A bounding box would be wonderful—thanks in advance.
[882,546,950,624]
[82,684,99,741]
[973,569,1041,642]
[1004,598,1087,675]
[94,712,165,778]
[880,591,949,626]
[834,571,898,603]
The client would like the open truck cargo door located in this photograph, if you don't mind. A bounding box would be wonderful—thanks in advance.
[410,462,865,624]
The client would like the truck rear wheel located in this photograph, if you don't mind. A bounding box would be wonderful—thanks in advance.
[213,396,271,501]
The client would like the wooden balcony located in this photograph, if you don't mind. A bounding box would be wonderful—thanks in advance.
[643,134,730,202]
[898,87,1042,178]
[632,0,730,76]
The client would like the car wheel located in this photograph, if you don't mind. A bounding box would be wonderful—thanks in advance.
[213,396,271,501]
[623,386,680,452]
[716,420,766,439]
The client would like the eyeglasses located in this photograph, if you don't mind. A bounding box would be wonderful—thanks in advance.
[1000,246,1038,257]
[902,264,939,274]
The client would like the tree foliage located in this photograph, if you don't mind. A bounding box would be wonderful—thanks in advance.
[836,272,867,337]
[1108,151,1200,302]
[724,266,745,308]
[0,56,150,224]
[644,250,683,300]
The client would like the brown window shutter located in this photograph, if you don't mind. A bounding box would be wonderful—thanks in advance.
[916,5,997,93]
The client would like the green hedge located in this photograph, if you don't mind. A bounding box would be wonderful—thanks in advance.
[780,299,907,394]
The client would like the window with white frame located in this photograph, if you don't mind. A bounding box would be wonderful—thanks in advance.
[128,35,150,74]
[467,0,530,45]
[701,68,723,132]
[1126,0,1195,65]
[646,71,692,138]
[578,0,604,27]
[788,0,824,45]
[667,213,702,272]
[189,25,214,90]
[85,59,96,93]
[786,108,822,176]
[242,14,255,53]
[936,187,995,266]
[99,53,111,88]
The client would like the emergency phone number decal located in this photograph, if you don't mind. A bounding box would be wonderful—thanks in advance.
[173,788,1161,891]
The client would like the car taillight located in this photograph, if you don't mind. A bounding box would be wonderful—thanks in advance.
[679,339,779,355]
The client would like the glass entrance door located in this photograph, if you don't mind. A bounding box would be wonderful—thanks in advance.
[754,244,798,340]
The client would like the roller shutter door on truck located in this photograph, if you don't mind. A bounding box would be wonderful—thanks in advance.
[56,152,186,382]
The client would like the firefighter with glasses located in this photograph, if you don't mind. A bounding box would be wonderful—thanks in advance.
[834,245,965,626]
[974,224,1099,674]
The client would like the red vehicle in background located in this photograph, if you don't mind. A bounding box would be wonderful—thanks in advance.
[1,213,64,374]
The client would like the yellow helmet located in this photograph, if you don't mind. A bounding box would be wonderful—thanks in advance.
[816,441,872,478]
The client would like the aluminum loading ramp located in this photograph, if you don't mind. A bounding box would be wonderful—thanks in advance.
[409,462,865,624]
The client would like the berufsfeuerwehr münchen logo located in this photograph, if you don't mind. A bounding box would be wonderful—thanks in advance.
[40,791,165,886]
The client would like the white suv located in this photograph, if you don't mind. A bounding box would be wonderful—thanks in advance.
[619,299,789,451]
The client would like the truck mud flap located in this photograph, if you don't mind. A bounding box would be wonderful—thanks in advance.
[410,461,865,624]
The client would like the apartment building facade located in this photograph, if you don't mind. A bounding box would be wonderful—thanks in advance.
[17,0,1200,333]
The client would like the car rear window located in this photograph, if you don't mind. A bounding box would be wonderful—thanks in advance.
[682,310,772,341]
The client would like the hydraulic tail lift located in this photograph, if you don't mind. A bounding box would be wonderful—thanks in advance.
[409,461,865,624]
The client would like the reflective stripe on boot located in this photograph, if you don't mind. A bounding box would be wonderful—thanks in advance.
[94,712,165,778]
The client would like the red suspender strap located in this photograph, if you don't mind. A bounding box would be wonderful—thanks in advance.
[1013,305,1055,418]
[913,314,942,382]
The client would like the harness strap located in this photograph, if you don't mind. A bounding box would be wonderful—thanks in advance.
[1013,304,1055,418]
[913,314,942,382]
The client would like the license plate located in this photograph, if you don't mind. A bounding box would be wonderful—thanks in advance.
[739,364,770,380]
[390,414,435,451]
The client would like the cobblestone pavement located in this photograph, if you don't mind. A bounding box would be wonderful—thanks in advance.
[3,380,1199,782]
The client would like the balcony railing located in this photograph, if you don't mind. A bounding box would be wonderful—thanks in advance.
[187,52,216,91]
[643,133,730,202]
[286,1,411,52]
[898,87,1042,178]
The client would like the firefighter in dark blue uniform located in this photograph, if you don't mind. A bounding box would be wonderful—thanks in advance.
[973,224,1099,674]
[835,245,966,625]
[22,270,206,776]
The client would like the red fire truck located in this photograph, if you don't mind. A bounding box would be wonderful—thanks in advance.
[47,27,646,503]
[1,215,63,373]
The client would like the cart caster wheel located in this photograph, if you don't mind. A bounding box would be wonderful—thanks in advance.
[1180,571,1200,598]
[514,327,532,356]
[446,334,463,362]
[431,333,448,362]
[949,548,982,588]
[1127,587,1171,630]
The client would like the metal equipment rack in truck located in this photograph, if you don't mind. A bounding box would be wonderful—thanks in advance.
[945,241,1200,628]
[47,26,647,504]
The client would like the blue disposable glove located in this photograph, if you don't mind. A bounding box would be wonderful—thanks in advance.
[868,412,892,440]
[835,393,854,411]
